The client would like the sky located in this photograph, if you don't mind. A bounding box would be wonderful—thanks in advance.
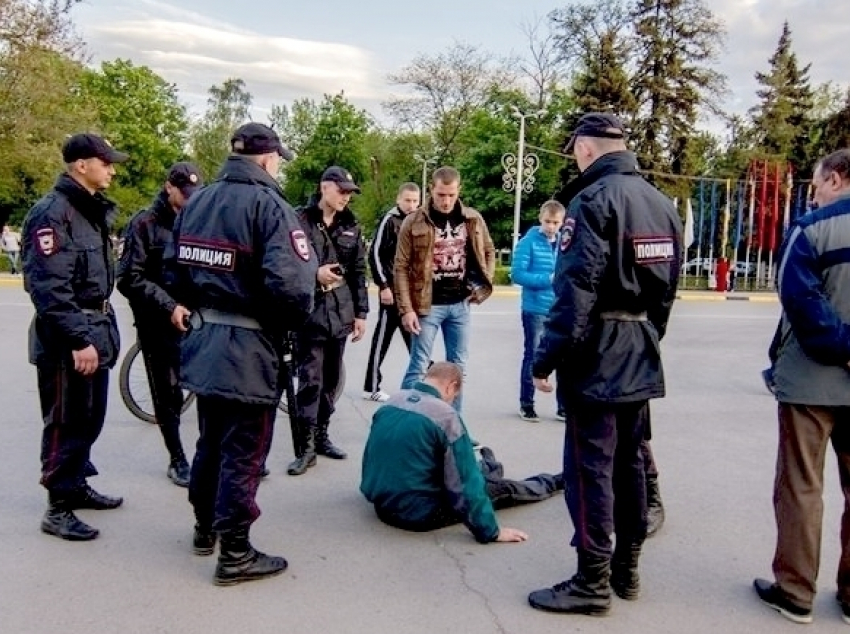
[71,0,848,132]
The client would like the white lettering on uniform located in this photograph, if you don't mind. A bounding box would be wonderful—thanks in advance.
[176,241,237,272]
[633,237,676,265]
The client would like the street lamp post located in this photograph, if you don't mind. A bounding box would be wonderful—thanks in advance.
[502,107,545,252]
[414,154,438,195]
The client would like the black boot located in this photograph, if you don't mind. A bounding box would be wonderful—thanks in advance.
[41,496,99,541]
[528,551,612,615]
[193,524,217,556]
[287,428,317,476]
[646,476,665,538]
[66,484,123,510]
[611,541,643,600]
[213,528,288,586]
[315,422,347,460]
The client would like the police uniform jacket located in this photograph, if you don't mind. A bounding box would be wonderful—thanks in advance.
[22,173,120,369]
[296,202,369,340]
[116,191,180,331]
[533,151,683,403]
[169,155,318,405]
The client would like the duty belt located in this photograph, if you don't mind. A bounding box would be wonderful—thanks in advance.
[197,307,261,330]
[599,311,648,322]
[80,300,111,315]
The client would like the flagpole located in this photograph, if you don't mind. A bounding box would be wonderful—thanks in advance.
[745,178,756,291]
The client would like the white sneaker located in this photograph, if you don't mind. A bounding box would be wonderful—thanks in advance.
[362,390,390,402]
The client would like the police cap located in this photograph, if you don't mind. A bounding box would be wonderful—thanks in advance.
[231,123,295,161]
[62,133,129,164]
[564,113,627,153]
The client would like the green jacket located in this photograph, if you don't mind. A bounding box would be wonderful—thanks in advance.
[360,382,499,543]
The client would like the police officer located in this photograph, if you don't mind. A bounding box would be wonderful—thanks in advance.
[169,123,317,586]
[286,166,369,476]
[22,133,128,541]
[117,162,202,487]
[528,113,682,615]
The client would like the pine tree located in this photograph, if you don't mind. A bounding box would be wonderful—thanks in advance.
[749,22,814,171]
[571,30,637,119]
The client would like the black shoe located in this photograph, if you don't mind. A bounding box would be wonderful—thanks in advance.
[611,542,642,601]
[752,578,813,624]
[646,476,665,538]
[556,407,566,420]
[287,452,317,476]
[167,459,190,488]
[214,530,287,586]
[261,466,270,478]
[519,406,540,422]
[838,596,850,625]
[67,485,123,510]
[316,439,347,460]
[193,525,217,556]
[528,577,612,615]
[41,507,99,541]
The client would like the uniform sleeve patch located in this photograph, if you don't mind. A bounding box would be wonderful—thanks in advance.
[559,218,576,253]
[290,229,311,262]
[633,237,675,264]
[35,227,58,256]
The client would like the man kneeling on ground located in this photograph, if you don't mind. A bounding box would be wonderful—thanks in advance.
[360,362,562,543]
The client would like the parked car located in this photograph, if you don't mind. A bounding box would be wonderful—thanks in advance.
[734,261,756,276]
[681,258,712,274]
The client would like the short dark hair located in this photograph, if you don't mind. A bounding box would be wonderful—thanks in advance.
[431,166,460,185]
[398,182,420,195]
[818,149,850,183]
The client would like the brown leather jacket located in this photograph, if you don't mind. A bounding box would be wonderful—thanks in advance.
[393,204,496,316]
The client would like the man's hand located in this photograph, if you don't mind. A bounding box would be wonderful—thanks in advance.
[534,377,554,393]
[171,305,191,332]
[72,345,99,376]
[495,527,529,543]
[379,287,394,305]
[401,311,421,335]
[351,318,367,343]
[317,264,343,287]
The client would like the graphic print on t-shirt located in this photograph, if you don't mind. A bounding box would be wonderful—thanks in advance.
[433,220,468,282]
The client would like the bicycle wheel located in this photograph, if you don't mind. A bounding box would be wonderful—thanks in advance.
[278,361,346,414]
[118,341,196,423]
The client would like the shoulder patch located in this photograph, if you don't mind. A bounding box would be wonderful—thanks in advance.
[633,237,676,264]
[560,218,576,253]
[35,227,58,256]
[290,229,311,262]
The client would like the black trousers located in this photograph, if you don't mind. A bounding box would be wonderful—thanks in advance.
[564,399,649,559]
[37,360,109,494]
[376,446,561,532]
[295,336,346,436]
[137,324,185,462]
[363,303,411,393]
[189,396,275,533]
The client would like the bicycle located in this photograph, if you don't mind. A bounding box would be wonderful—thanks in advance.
[118,341,346,423]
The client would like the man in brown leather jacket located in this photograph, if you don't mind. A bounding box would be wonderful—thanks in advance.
[394,166,495,413]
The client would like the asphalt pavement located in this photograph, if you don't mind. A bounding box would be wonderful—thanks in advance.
[1,281,846,634]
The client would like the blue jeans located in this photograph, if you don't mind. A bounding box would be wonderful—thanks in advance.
[401,302,470,412]
[521,311,562,410]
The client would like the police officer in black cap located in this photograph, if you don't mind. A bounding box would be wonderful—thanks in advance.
[286,166,369,476]
[22,133,128,541]
[168,122,317,586]
[528,113,682,615]
[117,162,203,487]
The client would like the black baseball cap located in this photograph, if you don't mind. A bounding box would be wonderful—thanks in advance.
[321,166,361,194]
[564,113,627,153]
[167,162,202,199]
[231,122,295,161]
[62,133,129,164]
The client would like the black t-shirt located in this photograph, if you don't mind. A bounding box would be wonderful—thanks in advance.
[429,204,470,305]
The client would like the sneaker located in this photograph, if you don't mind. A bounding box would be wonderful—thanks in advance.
[753,578,813,624]
[519,406,540,422]
[556,407,566,420]
[167,459,191,488]
[839,595,850,625]
[362,390,390,402]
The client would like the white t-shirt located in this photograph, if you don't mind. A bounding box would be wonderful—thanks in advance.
[2,232,20,252]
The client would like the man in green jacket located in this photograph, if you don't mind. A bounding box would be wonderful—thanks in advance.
[360,362,561,543]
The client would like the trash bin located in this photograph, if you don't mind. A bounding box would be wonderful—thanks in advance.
[715,258,730,292]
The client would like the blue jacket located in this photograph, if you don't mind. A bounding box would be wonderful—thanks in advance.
[511,226,559,315]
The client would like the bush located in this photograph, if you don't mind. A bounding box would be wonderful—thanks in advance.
[493,266,511,286]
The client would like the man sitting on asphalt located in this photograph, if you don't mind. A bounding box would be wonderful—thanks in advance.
[360,361,562,544]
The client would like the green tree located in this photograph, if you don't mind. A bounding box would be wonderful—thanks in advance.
[268,98,319,155]
[749,22,814,172]
[80,59,190,224]
[189,78,252,180]
[815,89,850,156]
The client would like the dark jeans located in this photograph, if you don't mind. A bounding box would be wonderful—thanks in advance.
[189,396,275,533]
[363,303,411,392]
[137,324,185,462]
[37,360,109,494]
[521,311,563,410]
[564,399,649,559]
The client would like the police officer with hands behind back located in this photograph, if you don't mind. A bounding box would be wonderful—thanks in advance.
[117,162,202,488]
[168,122,317,586]
[286,167,369,477]
[528,113,682,616]
[22,133,128,542]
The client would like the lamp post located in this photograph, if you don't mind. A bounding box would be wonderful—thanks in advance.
[502,107,545,252]
[414,154,438,195]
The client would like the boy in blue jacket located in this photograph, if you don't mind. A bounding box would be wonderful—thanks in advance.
[511,200,566,421]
